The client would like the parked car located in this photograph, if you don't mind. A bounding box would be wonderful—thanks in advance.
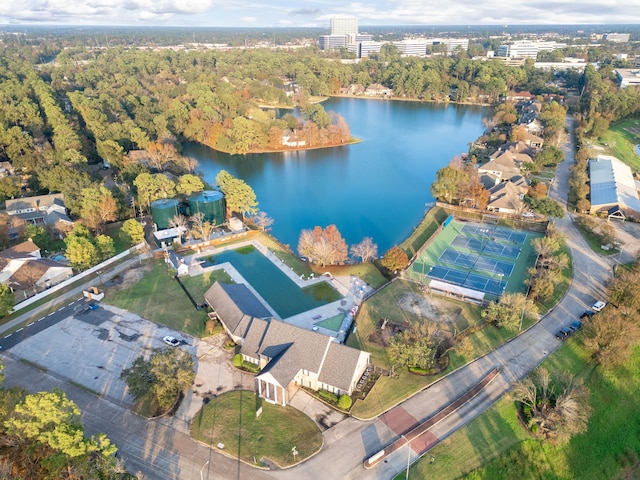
[163,335,181,347]
[570,320,583,331]
[592,300,607,312]
[555,327,572,340]
[580,310,595,321]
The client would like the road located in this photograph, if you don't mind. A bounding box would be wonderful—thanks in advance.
[0,115,625,480]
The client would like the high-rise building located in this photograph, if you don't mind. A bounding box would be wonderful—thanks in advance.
[330,15,358,36]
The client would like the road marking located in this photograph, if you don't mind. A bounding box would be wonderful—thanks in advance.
[3,334,11,338]
[38,317,44,322]
[27,322,34,327]
[67,301,75,306]
[48,312,55,316]
[16,328,23,332]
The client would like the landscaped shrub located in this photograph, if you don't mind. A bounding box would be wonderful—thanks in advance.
[233,354,243,367]
[318,389,339,405]
[241,361,260,373]
[338,395,353,410]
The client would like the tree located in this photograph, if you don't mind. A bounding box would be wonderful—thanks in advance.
[583,308,640,368]
[380,246,409,274]
[481,292,538,331]
[190,212,214,241]
[4,388,117,458]
[431,166,468,204]
[388,322,438,371]
[215,171,258,219]
[0,177,20,201]
[350,237,378,263]
[121,219,145,245]
[120,348,195,411]
[79,186,117,233]
[535,146,564,167]
[512,368,591,444]
[297,225,348,266]
[64,235,99,271]
[0,284,15,317]
[249,210,274,232]
[525,196,565,218]
[95,235,115,261]
[134,173,176,210]
[176,174,204,196]
[23,224,55,253]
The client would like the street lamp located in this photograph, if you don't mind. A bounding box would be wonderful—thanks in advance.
[200,460,209,480]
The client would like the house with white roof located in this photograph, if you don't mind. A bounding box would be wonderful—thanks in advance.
[589,155,640,219]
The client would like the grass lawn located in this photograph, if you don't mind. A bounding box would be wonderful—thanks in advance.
[400,206,450,258]
[191,390,323,468]
[573,222,619,257]
[103,260,230,337]
[403,336,640,480]
[600,118,640,171]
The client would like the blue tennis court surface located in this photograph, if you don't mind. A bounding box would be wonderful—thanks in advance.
[428,265,507,296]
[462,224,527,245]
[451,236,520,259]
[439,249,514,276]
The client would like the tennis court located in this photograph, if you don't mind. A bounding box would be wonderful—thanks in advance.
[462,224,528,245]
[439,249,515,276]
[428,265,507,296]
[450,236,521,259]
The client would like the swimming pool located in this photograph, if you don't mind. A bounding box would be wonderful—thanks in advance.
[204,245,341,319]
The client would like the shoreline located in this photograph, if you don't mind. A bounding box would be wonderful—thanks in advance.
[200,137,362,156]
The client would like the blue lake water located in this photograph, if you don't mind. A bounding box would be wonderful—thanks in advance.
[185,98,488,254]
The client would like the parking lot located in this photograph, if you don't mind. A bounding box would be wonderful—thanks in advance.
[7,303,196,407]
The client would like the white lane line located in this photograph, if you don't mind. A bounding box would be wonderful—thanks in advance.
[3,334,11,338]
[38,317,44,322]
[16,328,23,332]
[27,322,34,327]
[48,312,55,316]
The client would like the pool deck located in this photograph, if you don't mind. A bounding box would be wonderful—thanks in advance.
[184,240,373,342]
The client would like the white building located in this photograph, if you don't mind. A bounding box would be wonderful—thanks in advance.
[603,33,630,43]
[393,39,429,57]
[496,40,566,59]
[615,69,640,88]
[589,155,640,218]
[319,35,347,51]
[330,15,358,36]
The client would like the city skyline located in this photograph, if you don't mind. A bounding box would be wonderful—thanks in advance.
[0,1,639,29]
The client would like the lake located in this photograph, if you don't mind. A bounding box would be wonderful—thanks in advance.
[185,97,488,254]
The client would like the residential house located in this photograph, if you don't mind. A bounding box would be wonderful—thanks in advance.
[0,162,14,178]
[4,194,73,233]
[0,241,73,299]
[519,131,544,149]
[486,180,529,214]
[204,281,370,406]
[165,250,189,276]
[478,154,522,185]
[364,83,393,97]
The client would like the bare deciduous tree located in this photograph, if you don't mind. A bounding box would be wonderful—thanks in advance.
[191,212,214,241]
[350,237,378,263]
[249,211,274,232]
[513,367,591,444]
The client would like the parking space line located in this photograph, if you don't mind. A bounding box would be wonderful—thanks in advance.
[67,301,75,306]
[48,312,55,316]
[27,322,34,327]
[16,328,23,332]
[38,317,44,322]
[4,334,11,338]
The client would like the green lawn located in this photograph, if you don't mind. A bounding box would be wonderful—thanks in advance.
[600,118,640,170]
[191,390,323,468]
[573,222,619,257]
[403,337,640,480]
[103,260,231,337]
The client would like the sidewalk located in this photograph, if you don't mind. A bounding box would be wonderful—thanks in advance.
[0,255,148,337]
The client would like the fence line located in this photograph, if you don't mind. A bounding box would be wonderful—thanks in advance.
[10,243,147,314]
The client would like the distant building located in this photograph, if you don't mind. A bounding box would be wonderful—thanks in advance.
[330,15,358,36]
[496,40,566,59]
[603,33,630,43]
[319,34,348,51]
[615,69,640,88]
[4,193,73,234]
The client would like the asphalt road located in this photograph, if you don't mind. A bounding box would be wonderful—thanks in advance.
[0,298,88,350]
[0,115,628,480]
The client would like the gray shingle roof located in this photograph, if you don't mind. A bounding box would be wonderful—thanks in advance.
[318,342,365,391]
[203,282,271,337]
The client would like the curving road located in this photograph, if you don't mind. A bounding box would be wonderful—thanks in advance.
[1,115,627,480]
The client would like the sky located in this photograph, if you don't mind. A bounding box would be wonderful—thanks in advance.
[0,0,638,28]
